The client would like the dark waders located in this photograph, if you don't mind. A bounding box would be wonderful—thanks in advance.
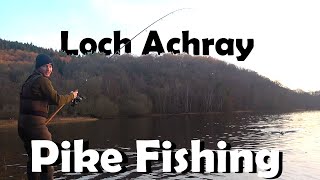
[18,115,53,180]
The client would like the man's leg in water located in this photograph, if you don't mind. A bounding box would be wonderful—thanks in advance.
[18,126,54,180]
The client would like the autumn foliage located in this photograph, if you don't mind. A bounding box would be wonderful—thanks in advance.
[0,38,320,119]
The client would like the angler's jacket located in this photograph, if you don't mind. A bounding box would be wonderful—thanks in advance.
[18,70,74,180]
[19,70,74,128]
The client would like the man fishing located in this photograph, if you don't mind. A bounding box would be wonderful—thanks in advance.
[18,54,78,180]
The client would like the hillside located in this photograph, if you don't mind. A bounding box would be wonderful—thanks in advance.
[0,38,319,119]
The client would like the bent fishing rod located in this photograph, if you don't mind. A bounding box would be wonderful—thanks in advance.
[46,8,189,124]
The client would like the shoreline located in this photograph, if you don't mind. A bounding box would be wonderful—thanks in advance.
[0,117,98,129]
[0,109,316,129]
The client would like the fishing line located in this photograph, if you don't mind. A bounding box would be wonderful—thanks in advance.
[111,8,190,57]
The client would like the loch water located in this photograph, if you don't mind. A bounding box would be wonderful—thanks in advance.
[1,111,320,179]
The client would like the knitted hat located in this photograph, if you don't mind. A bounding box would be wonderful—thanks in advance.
[35,54,53,69]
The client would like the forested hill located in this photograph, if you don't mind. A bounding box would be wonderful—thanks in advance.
[0,38,319,119]
[0,38,71,72]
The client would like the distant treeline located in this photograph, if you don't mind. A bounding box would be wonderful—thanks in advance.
[0,38,320,119]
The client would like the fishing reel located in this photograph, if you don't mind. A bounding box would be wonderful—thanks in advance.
[71,94,85,107]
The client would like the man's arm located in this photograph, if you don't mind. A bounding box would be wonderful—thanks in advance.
[38,77,74,106]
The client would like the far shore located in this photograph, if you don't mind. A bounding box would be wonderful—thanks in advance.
[0,109,316,129]
[0,117,98,129]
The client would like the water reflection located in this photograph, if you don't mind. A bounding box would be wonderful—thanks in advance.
[1,111,320,179]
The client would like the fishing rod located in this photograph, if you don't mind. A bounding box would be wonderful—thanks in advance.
[111,8,190,57]
[45,105,65,125]
[46,9,189,124]
[45,79,87,125]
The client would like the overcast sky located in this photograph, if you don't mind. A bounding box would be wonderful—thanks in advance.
[1,0,319,91]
